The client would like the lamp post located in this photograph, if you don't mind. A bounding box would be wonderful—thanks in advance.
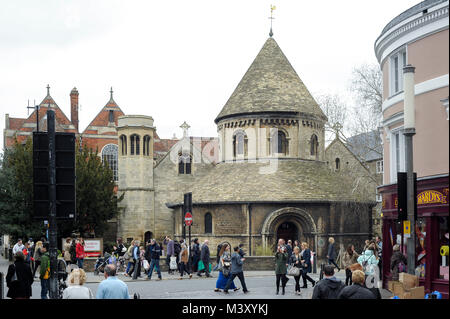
[403,64,416,275]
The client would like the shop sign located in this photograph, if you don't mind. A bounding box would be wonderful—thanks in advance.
[84,239,102,257]
[404,220,411,237]
[417,190,447,205]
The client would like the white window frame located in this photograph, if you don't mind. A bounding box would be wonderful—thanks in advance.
[376,192,382,203]
[389,47,407,96]
[389,127,406,183]
[101,144,119,182]
[376,160,384,174]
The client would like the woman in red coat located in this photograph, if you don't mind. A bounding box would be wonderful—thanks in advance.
[76,238,85,269]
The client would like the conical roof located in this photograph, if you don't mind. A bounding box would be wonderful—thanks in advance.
[215,37,326,123]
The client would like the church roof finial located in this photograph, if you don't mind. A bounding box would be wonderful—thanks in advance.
[110,87,114,100]
[46,84,50,96]
[180,121,190,138]
[269,4,276,37]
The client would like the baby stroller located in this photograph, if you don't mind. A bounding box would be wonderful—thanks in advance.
[94,252,116,275]
[57,259,68,299]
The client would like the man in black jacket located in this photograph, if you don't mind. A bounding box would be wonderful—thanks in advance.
[338,270,376,299]
[312,265,344,299]
[146,240,162,281]
[197,240,211,277]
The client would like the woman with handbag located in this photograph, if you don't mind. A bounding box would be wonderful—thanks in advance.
[275,245,289,295]
[288,246,303,295]
[214,243,237,292]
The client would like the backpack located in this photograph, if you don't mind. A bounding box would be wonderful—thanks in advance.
[174,243,181,256]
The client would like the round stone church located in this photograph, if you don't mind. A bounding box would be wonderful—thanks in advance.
[115,36,375,259]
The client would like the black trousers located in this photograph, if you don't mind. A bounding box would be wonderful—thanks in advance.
[225,272,248,292]
[276,274,288,290]
[328,258,340,270]
[179,262,191,276]
[302,271,315,287]
[294,275,301,292]
[345,268,352,285]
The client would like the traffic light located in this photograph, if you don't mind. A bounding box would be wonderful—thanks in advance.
[183,192,192,215]
[397,172,417,222]
[33,132,76,219]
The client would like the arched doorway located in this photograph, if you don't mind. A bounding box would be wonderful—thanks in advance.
[144,231,153,244]
[276,222,298,243]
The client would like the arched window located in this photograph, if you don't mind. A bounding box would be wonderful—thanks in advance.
[120,135,127,155]
[310,134,319,156]
[178,152,192,174]
[271,130,288,155]
[101,144,118,181]
[130,134,140,155]
[143,135,151,156]
[233,131,248,158]
[204,213,212,234]
[335,158,340,170]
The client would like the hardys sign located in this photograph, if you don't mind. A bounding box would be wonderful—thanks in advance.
[382,187,449,210]
[417,190,447,205]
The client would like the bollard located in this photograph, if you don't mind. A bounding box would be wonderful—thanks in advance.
[8,248,13,261]
[0,272,4,299]
[313,254,317,274]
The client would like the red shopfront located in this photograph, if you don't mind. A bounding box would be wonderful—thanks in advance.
[379,174,449,299]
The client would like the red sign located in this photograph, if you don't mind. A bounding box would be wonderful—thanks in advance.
[185,212,193,226]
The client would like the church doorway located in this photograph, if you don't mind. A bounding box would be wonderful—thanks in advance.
[276,222,298,243]
[144,231,153,244]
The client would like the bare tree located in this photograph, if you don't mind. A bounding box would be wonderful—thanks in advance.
[348,63,383,136]
[315,93,349,144]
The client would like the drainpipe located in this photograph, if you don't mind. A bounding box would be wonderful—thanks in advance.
[248,203,252,256]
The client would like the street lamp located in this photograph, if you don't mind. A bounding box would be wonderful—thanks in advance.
[403,64,416,275]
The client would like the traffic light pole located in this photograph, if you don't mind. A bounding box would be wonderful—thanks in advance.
[47,109,59,298]
[404,128,416,275]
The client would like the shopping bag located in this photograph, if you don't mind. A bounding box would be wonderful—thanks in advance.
[198,260,205,271]
[169,256,178,270]
[143,259,150,271]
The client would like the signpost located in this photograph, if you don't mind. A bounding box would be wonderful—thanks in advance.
[184,212,193,226]
[184,193,192,271]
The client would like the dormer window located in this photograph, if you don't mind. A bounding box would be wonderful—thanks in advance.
[109,110,114,123]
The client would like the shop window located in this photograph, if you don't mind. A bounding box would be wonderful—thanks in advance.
[438,216,449,280]
[415,218,426,278]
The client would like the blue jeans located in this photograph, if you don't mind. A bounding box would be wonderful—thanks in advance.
[77,258,84,269]
[148,259,161,279]
[41,279,49,299]
[126,261,133,273]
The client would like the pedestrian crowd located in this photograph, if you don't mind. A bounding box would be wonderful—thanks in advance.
[5,234,407,299]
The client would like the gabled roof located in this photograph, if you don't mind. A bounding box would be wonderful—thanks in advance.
[346,131,382,162]
[215,37,327,123]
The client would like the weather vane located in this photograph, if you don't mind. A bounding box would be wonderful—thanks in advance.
[269,4,276,37]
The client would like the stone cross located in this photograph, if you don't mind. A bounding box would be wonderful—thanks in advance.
[180,121,190,138]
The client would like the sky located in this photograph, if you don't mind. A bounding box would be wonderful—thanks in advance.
[0,0,421,151]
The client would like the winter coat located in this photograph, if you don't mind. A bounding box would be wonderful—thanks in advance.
[63,242,72,262]
[327,243,336,260]
[390,251,407,281]
[166,240,175,256]
[200,244,210,263]
[40,252,50,279]
[312,277,344,299]
[275,251,288,274]
[126,245,134,262]
[180,248,189,264]
[286,244,293,259]
[289,253,303,269]
[357,250,379,276]
[76,243,85,259]
[6,260,33,299]
[230,252,244,274]
[301,249,312,273]
[342,251,359,269]
[337,283,376,299]
[149,243,162,260]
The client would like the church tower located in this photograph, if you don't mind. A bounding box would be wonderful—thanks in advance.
[215,37,327,163]
[117,115,155,241]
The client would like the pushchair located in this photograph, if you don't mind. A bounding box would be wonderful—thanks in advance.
[57,259,68,299]
[94,252,116,275]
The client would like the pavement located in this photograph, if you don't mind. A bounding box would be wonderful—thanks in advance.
[0,254,393,299]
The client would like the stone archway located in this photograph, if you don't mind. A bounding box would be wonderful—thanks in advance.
[261,207,317,252]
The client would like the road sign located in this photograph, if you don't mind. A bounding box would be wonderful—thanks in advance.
[185,212,193,226]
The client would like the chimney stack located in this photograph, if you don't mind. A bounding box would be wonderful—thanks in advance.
[70,87,79,132]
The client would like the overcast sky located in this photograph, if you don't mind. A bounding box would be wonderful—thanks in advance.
[0,0,420,151]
